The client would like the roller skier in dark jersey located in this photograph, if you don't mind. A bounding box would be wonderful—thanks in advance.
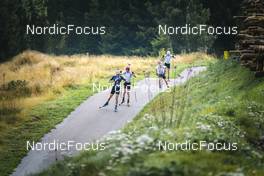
[100,70,125,112]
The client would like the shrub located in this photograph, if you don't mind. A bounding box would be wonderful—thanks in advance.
[31,83,44,95]
[14,52,41,66]
[6,80,31,97]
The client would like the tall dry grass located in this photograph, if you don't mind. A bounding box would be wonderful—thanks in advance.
[0,50,157,123]
[1,51,156,92]
[174,52,214,64]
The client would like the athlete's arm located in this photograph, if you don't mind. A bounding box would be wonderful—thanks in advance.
[121,75,126,81]
[109,76,114,83]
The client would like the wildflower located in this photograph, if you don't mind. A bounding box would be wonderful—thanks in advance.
[196,122,211,132]
[136,134,153,146]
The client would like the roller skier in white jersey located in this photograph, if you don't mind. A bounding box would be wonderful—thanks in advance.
[156,61,169,89]
[164,50,175,81]
[120,66,136,106]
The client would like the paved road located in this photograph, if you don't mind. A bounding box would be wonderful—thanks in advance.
[12,67,206,176]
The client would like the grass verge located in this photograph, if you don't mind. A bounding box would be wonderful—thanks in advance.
[36,59,264,176]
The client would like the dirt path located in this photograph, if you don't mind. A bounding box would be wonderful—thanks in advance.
[12,67,206,176]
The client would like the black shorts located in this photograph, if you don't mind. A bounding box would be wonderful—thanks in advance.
[164,63,171,69]
[110,85,121,94]
[158,74,166,79]
[124,82,131,91]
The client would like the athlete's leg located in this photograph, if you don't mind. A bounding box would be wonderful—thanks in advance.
[100,93,114,108]
[121,87,126,104]
[114,93,119,111]
[115,94,119,106]
[163,77,169,88]
[127,91,130,105]
[167,68,170,81]
[159,77,162,89]
[107,94,114,102]
[127,84,131,105]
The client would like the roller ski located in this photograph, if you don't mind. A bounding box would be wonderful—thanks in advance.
[99,102,109,109]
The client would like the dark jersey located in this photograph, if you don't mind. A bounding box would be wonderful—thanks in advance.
[110,75,125,87]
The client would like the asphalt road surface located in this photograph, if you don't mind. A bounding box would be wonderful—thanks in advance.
[12,66,206,176]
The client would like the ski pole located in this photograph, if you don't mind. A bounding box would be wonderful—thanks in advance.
[133,76,137,102]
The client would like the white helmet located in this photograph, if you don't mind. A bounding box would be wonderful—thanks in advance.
[167,51,171,55]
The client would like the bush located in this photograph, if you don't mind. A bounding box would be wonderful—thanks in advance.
[6,80,31,97]
[14,53,41,66]
[32,83,44,95]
